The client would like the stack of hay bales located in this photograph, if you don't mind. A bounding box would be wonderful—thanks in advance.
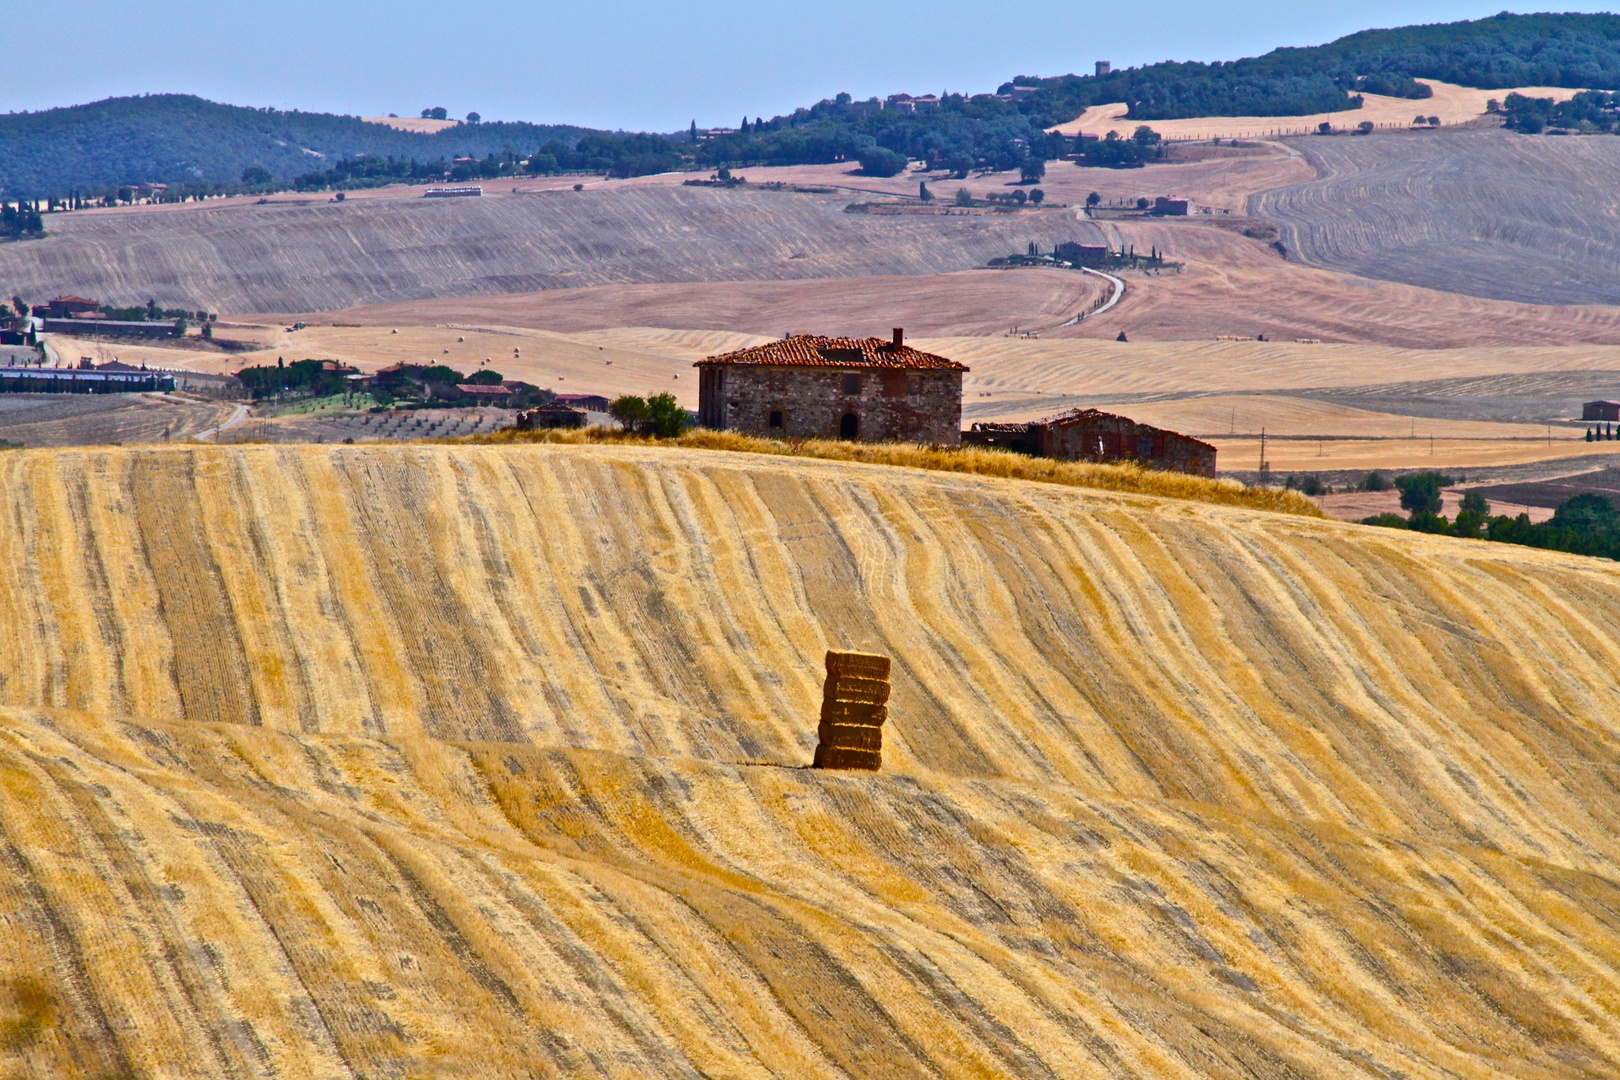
[812,650,890,771]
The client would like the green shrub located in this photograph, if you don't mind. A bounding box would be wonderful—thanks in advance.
[1395,471,1452,515]
[609,392,690,438]
[857,148,907,177]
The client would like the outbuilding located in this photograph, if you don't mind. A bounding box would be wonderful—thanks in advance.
[694,329,967,444]
[1582,400,1620,422]
[965,407,1217,475]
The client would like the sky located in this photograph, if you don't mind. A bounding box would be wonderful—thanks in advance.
[7,2,1618,132]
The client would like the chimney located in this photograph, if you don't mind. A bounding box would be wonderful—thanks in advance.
[892,327,903,349]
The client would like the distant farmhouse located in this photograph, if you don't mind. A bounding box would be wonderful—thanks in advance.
[34,295,184,339]
[554,393,612,412]
[43,296,100,318]
[423,186,483,198]
[966,408,1217,476]
[0,365,174,394]
[695,330,966,444]
[41,317,178,339]
[1055,241,1110,263]
[1583,400,1620,422]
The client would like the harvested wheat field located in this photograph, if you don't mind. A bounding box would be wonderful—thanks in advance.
[933,335,1620,399]
[0,392,238,447]
[1051,80,1581,141]
[258,267,1105,338]
[1047,218,1620,346]
[1079,393,1569,439]
[0,185,1091,314]
[610,151,1314,216]
[361,115,462,133]
[1212,434,1620,472]
[1256,129,1620,305]
[2,441,1620,1077]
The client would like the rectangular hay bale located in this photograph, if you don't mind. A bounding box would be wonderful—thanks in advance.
[812,744,882,771]
[822,675,891,705]
[825,651,891,680]
[817,722,884,751]
[820,701,887,726]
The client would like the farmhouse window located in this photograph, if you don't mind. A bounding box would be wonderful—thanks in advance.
[769,410,784,429]
[842,373,860,394]
[1137,435,1154,459]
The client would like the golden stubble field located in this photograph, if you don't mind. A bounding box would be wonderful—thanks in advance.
[79,326,1620,471]
[2,442,1620,1077]
[1049,79,1582,141]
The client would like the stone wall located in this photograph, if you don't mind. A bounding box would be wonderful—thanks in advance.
[698,365,962,445]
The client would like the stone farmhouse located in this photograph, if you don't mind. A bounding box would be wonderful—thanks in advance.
[695,330,967,445]
[965,408,1217,476]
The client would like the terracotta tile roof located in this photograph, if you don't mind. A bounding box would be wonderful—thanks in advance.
[456,383,513,394]
[698,335,967,371]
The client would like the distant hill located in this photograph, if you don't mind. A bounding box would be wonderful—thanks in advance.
[1013,11,1620,121]
[695,13,1620,174]
[0,94,603,198]
[8,13,1620,201]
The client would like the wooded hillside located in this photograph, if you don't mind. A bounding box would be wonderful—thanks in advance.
[0,94,600,198]
[10,14,1620,200]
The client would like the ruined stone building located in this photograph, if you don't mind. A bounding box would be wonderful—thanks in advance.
[694,330,967,444]
[965,408,1217,476]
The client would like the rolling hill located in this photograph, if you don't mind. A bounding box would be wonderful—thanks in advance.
[1253,129,1620,306]
[1,442,1619,1076]
[0,186,1099,313]
[10,14,1620,202]
[0,94,602,199]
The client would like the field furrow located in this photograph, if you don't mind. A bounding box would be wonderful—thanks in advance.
[1254,130,1620,305]
[0,443,1617,1076]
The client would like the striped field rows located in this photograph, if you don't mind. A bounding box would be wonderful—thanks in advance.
[1,443,1619,1076]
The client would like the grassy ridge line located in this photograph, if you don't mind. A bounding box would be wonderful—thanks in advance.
[4,706,1619,1078]
[458,426,1324,516]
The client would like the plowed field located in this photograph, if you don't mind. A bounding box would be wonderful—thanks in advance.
[1255,129,1620,305]
[2,443,1619,1077]
[0,186,1095,314]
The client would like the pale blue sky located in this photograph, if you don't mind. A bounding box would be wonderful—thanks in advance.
[7,3,1615,131]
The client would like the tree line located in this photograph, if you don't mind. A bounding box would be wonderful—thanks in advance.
[1010,12,1620,122]
[1500,90,1620,133]
[1362,471,1620,561]
[9,13,1620,206]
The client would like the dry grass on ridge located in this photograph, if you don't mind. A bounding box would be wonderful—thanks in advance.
[459,426,1323,516]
